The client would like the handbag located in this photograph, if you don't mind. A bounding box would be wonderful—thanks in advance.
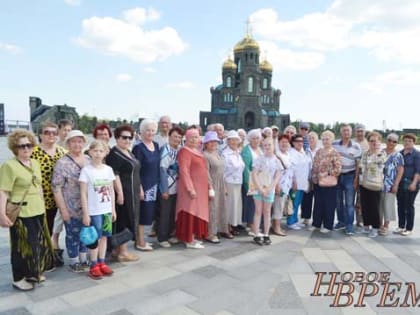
[110,227,134,248]
[248,170,272,195]
[319,175,338,187]
[5,185,31,224]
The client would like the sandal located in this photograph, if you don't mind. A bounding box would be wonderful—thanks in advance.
[118,253,139,262]
[206,236,221,244]
[272,229,287,237]
[135,243,153,251]
[219,232,234,239]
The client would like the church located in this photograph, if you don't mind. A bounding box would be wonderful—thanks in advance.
[199,32,290,131]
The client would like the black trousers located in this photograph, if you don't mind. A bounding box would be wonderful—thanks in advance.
[45,208,58,235]
[397,188,419,231]
[312,185,337,230]
[360,186,381,229]
[301,190,314,219]
[157,194,177,242]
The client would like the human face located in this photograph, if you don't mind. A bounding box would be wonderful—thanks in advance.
[227,138,239,150]
[89,146,107,162]
[403,137,415,151]
[355,129,365,140]
[204,140,218,152]
[299,127,308,136]
[272,129,279,138]
[185,133,200,148]
[41,127,58,145]
[321,135,332,148]
[368,136,381,150]
[59,125,72,142]
[308,134,318,148]
[159,118,171,133]
[249,136,260,149]
[293,137,304,151]
[279,138,290,151]
[215,126,224,139]
[67,137,85,155]
[341,126,352,141]
[238,130,246,142]
[15,137,34,160]
[169,131,182,149]
[95,129,110,143]
[386,138,398,151]
[117,131,133,150]
[262,139,274,156]
[142,125,156,142]
[284,128,295,138]
[263,129,273,138]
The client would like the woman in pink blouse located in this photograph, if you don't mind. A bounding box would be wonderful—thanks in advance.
[311,130,342,233]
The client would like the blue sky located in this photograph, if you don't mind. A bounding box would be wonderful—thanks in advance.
[1,0,419,130]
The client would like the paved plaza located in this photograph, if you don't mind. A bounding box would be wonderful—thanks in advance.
[1,198,420,315]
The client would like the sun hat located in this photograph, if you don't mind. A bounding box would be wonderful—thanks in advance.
[80,226,98,248]
[271,125,279,131]
[64,130,88,145]
[203,131,219,144]
[226,130,240,140]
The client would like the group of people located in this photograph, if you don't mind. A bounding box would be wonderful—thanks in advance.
[0,116,419,291]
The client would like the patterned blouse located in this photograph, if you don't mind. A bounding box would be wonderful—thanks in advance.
[312,148,342,184]
[31,145,66,209]
[52,154,88,219]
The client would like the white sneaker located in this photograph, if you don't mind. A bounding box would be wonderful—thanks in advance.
[186,242,204,249]
[368,229,378,238]
[13,279,34,291]
[308,226,318,231]
[159,241,171,248]
[401,230,412,236]
[296,222,306,228]
[393,228,404,234]
[288,224,301,230]
[168,237,179,244]
[320,228,331,234]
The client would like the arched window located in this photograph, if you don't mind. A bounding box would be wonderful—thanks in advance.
[262,78,268,89]
[226,76,232,88]
[248,77,254,93]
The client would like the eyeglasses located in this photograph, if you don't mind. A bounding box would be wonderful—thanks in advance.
[369,140,378,143]
[16,143,33,150]
[387,139,397,144]
[43,130,57,136]
[119,135,133,140]
[293,140,304,143]
[300,127,308,131]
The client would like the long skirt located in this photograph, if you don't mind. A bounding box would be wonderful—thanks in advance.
[225,183,243,226]
[176,211,208,243]
[10,214,54,282]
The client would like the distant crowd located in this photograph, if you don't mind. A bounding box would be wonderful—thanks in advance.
[0,116,419,291]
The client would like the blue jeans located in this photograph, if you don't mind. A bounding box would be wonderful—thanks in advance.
[64,218,87,259]
[287,190,304,225]
[336,173,356,229]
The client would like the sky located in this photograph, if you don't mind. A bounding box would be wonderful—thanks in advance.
[1,0,419,131]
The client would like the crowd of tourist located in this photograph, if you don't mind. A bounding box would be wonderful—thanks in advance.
[0,117,419,291]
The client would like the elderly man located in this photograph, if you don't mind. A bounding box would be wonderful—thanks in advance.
[353,123,368,228]
[333,124,362,235]
[299,122,310,151]
[154,115,172,148]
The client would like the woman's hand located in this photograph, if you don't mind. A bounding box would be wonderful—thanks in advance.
[0,214,13,228]
[161,193,169,200]
[112,211,117,222]
[189,190,197,199]
[82,214,90,227]
[117,193,124,205]
[61,209,71,223]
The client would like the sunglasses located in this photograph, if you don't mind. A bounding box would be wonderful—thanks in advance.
[16,143,34,150]
[387,139,397,144]
[300,127,308,131]
[43,130,58,136]
[119,135,133,140]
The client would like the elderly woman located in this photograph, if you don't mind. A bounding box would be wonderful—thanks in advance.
[273,134,293,235]
[288,134,312,230]
[31,121,66,266]
[355,132,387,238]
[52,130,90,272]
[223,130,245,235]
[203,131,227,243]
[132,119,160,251]
[93,123,112,144]
[283,125,297,139]
[157,126,183,248]
[311,130,341,233]
[301,131,320,226]
[176,128,210,249]
[380,133,404,236]
[105,125,139,261]
[0,129,54,291]
[241,129,262,235]
[395,133,420,236]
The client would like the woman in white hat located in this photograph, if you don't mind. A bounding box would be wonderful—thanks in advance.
[222,130,245,235]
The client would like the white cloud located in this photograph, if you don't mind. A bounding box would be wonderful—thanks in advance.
[64,0,81,6]
[76,8,187,64]
[116,73,132,82]
[361,69,420,94]
[250,0,420,65]
[0,42,22,54]
[167,81,194,89]
[144,67,157,73]
[123,7,160,25]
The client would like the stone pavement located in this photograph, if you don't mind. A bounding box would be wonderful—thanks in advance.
[1,197,420,315]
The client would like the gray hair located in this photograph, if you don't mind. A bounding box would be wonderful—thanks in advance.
[283,125,297,134]
[247,128,262,141]
[139,118,158,135]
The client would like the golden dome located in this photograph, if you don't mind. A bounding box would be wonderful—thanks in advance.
[233,35,260,52]
[260,60,273,72]
[222,57,237,70]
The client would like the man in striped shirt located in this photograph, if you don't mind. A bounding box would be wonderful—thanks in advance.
[333,124,362,235]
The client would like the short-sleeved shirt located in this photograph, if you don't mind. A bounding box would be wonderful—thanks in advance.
[383,150,404,192]
[31,145,66,210]
[333,139,362,174]
[79,164,115,216]
[222,147,245,184]
[400,148,420,180]
[0,158,45,217]
[253,155,282,193]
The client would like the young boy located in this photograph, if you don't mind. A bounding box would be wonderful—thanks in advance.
[80,140,116,279]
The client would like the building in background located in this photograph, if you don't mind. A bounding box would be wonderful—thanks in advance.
[0,103,5,135]
[200,30,290,131]
[30,96,79,133]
